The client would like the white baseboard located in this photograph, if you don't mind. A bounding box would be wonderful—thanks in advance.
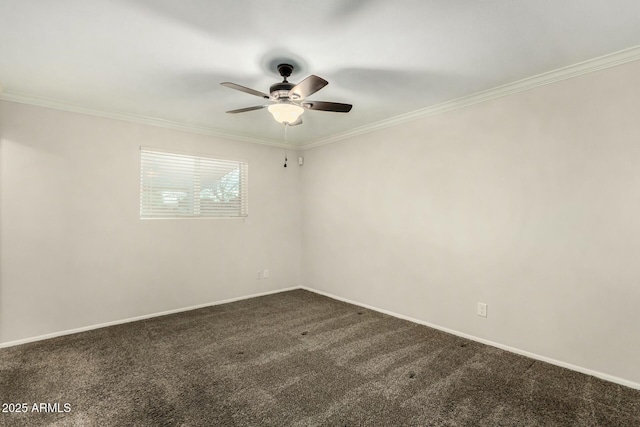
[3,284,638,390]
[0,287,300,349]
[300,286,640,390]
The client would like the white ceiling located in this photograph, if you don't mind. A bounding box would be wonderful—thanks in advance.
[1,0,639,146]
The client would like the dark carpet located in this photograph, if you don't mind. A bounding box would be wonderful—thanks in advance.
[1,289,639,426]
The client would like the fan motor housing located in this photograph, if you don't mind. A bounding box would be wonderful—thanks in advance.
[270,81,295,100]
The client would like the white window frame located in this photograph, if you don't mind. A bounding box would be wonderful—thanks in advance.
[140,147,248,219]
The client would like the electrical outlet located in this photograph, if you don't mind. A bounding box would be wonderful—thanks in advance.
[263,269,269,279]
[257,271,262,280]
[477,303,487,317]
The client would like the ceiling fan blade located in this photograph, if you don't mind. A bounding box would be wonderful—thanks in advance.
[221,82,270,99]
[289,75,328,100]
[225,105,267,114]
[288,117,303,126]
[302,101,352,113]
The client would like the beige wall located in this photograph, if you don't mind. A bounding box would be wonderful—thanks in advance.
[301,60,640,385]
[2,59,640,387]
[0,101,301,343]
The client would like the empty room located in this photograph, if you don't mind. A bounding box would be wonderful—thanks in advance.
[1,1,640,425]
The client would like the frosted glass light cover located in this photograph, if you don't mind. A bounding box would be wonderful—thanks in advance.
[268,103,304,124]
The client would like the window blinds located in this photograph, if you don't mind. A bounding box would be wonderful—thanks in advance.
[140,148,248,219]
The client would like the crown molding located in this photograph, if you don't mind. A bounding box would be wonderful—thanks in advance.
[300,45,640,150]
[0,91,300,150]
[2,45,639,151]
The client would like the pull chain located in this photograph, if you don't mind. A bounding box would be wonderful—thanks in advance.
[283,123,289,168]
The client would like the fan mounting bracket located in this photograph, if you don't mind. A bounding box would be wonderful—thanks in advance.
[277,63,294,81]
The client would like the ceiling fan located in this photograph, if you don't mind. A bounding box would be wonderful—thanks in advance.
[221,63,352,126]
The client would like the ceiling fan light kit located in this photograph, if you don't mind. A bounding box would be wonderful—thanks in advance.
[221,63,352,126]
[267,103,304,124]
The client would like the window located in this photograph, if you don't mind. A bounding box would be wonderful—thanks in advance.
[140,148,248,219]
